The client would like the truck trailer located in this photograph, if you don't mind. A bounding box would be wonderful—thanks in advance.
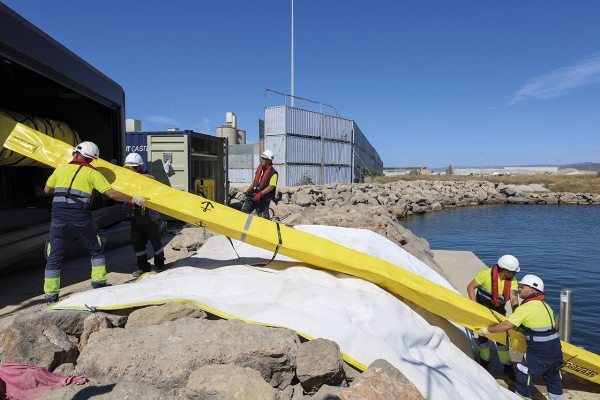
[0,3,128,273]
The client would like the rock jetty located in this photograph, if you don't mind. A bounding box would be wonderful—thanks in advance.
[235,181,600,219]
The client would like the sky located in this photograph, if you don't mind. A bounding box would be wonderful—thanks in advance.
[4,0,600,169]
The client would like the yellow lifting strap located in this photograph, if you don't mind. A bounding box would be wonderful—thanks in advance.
[2,114,600,384]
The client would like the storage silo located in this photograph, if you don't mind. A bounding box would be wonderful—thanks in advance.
[226,111,235,127]
[216,125,238,144]
[126,118,142,132]
[237,129,246,144]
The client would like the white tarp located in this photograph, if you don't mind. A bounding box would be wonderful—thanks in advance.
[54,225,518,400]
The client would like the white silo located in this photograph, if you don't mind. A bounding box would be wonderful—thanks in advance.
[216,125,238,144]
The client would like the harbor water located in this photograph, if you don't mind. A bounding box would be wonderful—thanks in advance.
[399,204,600,354]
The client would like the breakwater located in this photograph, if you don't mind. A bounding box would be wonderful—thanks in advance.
[274,181,600,217]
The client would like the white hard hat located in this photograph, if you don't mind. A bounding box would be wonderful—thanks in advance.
[124,152,144,167]
[498,254,520,272]
[74,141,99,160]
[519,274,544,292]
[260,150,274,160]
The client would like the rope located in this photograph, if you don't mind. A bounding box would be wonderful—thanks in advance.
[226,221,283,272]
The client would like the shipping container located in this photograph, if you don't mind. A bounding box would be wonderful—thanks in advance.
[322,141,352,165]
[273,163,354,187]
[265,135,352,165]
[266,135,321,164]
[264,103,382,187]
[265,106,322,138]
[266,106,353,143]
[323,115,353,141]
[323,165,351,184]
[228,168,255,188]
[273,164,322,187]
[228,143,258,169]
[125,130,228,204]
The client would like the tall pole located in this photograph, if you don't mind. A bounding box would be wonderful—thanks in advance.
[291,0,295,107]
[480,151,484,177]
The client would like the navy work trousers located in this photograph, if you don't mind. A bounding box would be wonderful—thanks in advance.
[44,218,106,295]
[241,197,271,219]
[516,348,563,399]
[131,220,165,268]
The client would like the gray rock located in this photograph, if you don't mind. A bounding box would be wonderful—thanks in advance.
[296,339,345,394]
[40,382,180,399]
[313,359,425,400]
[14,309,92,336]
[3,318,79,371]
[75,319,299,390]
[500,186,517,197]
[53,362,76,376]
[80,313,115,349]
[342,361,362,384]
[127,302,206,328]
[183,364,278,400]
[292,191,314,207]
[170,228,214,252]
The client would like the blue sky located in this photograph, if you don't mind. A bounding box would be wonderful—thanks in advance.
[4,1,600,169]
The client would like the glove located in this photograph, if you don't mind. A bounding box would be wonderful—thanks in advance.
[131,196,146,206]
[475,326,489,336]
[245,187,253,195]
[253,192,264,201]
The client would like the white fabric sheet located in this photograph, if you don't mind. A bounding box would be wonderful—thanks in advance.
[54,226,518,399]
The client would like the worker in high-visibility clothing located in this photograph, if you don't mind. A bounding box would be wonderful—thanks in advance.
[242,150,278,219]
[43,141,147,304]
[467,254,520,381]
[123,152,166,278]
[476,275,564,400]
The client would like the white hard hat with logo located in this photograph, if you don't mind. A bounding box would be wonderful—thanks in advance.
[498,254,520,272]
[74,141,100,160]
[519,274,544,292]
[260,150,274,160]
[124,152,144,167]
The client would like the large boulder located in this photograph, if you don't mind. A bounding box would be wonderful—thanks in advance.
[3,317,79,371]
[182,364,278,400]
[126,302,206,328]
[295,338,345,394]
[75,319,300,390]
[40,382,180,399]
[170,227,214,252]
[313,359,425,400]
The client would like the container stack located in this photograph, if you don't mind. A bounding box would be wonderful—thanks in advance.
[264,106,382,187]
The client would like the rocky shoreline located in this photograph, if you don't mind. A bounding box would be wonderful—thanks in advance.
[267,180,600,218]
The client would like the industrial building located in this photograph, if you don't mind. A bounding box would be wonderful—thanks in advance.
[228,95,383,188]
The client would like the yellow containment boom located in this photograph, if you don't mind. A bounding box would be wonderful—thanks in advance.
[2,114,599,384]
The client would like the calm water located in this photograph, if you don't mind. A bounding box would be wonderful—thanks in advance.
[399,204,600,354]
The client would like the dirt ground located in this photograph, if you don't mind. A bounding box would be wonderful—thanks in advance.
[0,230,194,316]
[1,228,599,399]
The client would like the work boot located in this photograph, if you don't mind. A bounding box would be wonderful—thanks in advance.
[132,267,152,278]
[45,294,59,305]
[154,253,167,272]
[91,281,112,289]
[504,364,516,381]
[134,254,153,277]
[479,358,490,369]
